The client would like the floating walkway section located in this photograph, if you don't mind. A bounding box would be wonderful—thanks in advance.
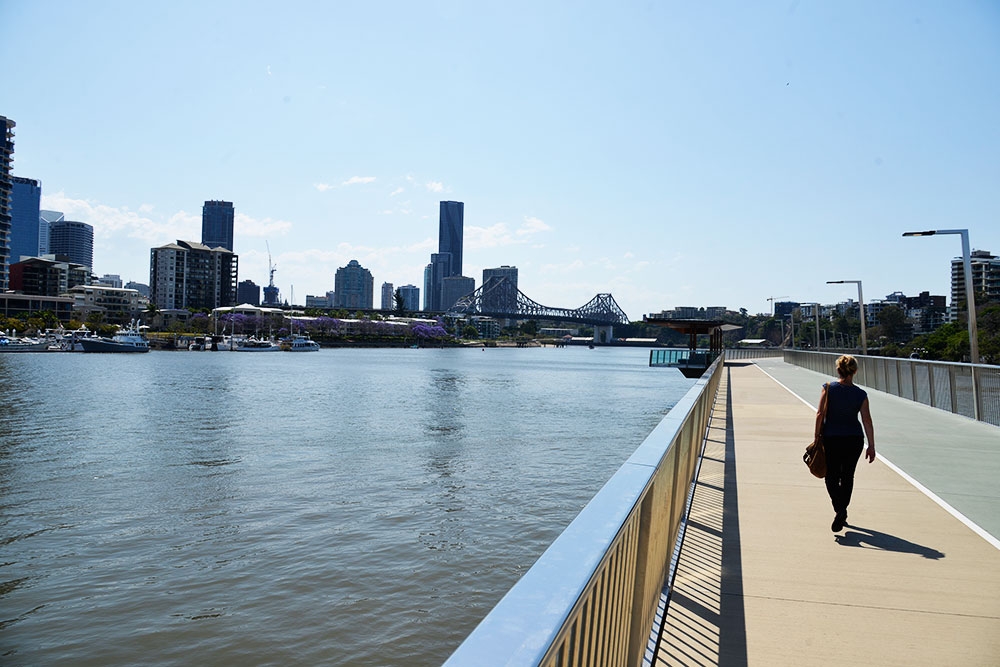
[657,359,1000,665]
[446,355,1000,666]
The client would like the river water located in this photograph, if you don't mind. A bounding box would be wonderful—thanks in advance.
[0,346,693,666]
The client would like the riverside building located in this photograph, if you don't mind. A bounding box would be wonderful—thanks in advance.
[0,116,15,290]
[49,220,94,270]
[10,176,41,263]
[333,259,374,310]
[952,249,1000,313]
[149,240,239,311]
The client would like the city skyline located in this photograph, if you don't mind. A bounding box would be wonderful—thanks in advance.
[2,2,999,319]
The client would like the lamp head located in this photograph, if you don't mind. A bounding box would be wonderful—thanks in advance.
[902,230,937,237]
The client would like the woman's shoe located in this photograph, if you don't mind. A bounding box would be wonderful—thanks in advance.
[831,512,847,532]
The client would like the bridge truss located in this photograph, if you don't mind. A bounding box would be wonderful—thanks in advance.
[447,278,629,326]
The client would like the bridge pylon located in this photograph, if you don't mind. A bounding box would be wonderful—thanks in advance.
[594,325,614,344]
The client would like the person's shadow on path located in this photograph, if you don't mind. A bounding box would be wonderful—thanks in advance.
[835,524,945,559]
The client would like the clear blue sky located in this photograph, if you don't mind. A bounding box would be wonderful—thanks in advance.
[3,1,998,318]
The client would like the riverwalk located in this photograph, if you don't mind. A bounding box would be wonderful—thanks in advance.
[656,359,1000,665]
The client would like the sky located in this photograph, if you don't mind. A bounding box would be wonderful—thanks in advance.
[2,1,999,319]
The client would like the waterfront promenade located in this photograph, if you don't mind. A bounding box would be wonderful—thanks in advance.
[656,359,1000,665]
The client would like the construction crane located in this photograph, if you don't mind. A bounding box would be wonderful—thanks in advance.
[263,242,279,306]
[767,296,788,317]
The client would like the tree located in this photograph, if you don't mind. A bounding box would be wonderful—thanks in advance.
[461,324,479,339]
[520,320,538,336]
[875,305,910,344]
[394,288,406,315]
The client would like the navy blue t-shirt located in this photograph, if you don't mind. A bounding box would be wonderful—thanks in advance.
[822,381,867,437]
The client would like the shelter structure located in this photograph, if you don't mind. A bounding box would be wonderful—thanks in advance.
[644,317,741,377]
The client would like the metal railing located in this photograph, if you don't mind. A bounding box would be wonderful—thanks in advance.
[784,350,1000,427]
[444,356,724,667]
[724,347,783,361]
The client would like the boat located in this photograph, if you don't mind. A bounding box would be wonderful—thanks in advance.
[0,332,49,352]
[79,321,150,353]
[44,325,97,352]
[234,336,280,352]
[280,334,320,351]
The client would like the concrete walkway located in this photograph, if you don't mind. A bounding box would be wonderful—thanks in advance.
[655,360,1000,666]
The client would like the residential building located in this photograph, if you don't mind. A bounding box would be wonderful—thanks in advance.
[202,200,234,251]
[0,292,74,322]
[237,279,261,306]
[952,249,1000,311]
[97,274,123,289]
[8,255,91,296]
[66,284,146,324]
[470,316,501,339]
[905,291,947,335]
[398,284,420,312]
[125,281,150,297]
[441,275,475,311]
[49,220,94,269]
[0,116,14,290]
[381,281,394,310]
[439,201,464,277]
[333,259,374,310]
[305,294,328,309]
[10,176,41,263]
[149,240,239,311]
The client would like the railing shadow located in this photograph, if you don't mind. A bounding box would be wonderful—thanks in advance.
[654,366,747,666]
[835,525,946,559]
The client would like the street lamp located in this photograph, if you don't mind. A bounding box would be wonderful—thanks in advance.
[903,229,980,421]
[902,230,979,365]
[827,280,867,355]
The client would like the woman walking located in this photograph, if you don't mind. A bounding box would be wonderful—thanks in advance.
[815,355,876,532]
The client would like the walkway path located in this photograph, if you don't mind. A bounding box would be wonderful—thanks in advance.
[655,360,1000,666]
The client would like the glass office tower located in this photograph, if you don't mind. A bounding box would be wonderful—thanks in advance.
[438,201,464,278]
[10,177,41,263]
[202,200,235,251]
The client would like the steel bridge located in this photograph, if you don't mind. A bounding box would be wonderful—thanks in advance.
[446,278,629,327]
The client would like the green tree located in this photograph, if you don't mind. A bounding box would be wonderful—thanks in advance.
[461,324,479,339]
[874,305,910,344]
[520,320,538,336]
[394,288,406,315]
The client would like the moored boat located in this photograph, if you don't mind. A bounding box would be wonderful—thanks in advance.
[0,333,49,352]
[280,334,320,351]
[234,337,280,351]
[79,321,150,353]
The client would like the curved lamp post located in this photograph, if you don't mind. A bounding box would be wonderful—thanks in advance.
[827,280,867,355]
[800,302,821,349]
[903,229,980,420]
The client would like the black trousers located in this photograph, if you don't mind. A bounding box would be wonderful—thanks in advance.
[823,435,864,515]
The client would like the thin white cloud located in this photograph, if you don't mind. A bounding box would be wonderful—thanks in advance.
[235,212,293,237]
[425,181,444,193]
[314,183,335,192]
[342,176,376,186]
[517,216,551,236]
[390,187,405,197]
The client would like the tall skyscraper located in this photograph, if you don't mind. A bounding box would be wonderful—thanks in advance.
[202,200,235,251]
[441,275,475,311]
[237,279,261,306]
[39,209,64,255]
[438,201,464,277]
[49,220,94,269]
[424,252,452,311]
[10,176,41,263]
[0,116,15,291]
[381,282,395,310]
[333,259,374,309]
[149,240,238,310]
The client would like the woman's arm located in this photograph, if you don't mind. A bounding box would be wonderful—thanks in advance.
[815,384,828,440]
[860,398,876,462]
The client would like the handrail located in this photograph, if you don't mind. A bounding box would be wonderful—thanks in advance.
[444,355,724,667]
[784,350,1000,427]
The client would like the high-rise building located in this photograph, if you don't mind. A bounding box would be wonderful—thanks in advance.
[237,279,261,306]
[441,275,475,311]
[39,209,64,255]
[49,220,94,270]
[10,176,41,263]
[333,259,374,309]
[424,252,452,311]
[96,274,123,288]
[125,280,150,297]
[0,116,15,291]
[202,200,235,251]
[149,240,238,310]
[438,201,464,277]
[482,265,519,313]
[951,249,1000,311]
[398,284,420,312]
[381,281,395,310]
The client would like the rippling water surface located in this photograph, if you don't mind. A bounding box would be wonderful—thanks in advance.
[0,346,693,666]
